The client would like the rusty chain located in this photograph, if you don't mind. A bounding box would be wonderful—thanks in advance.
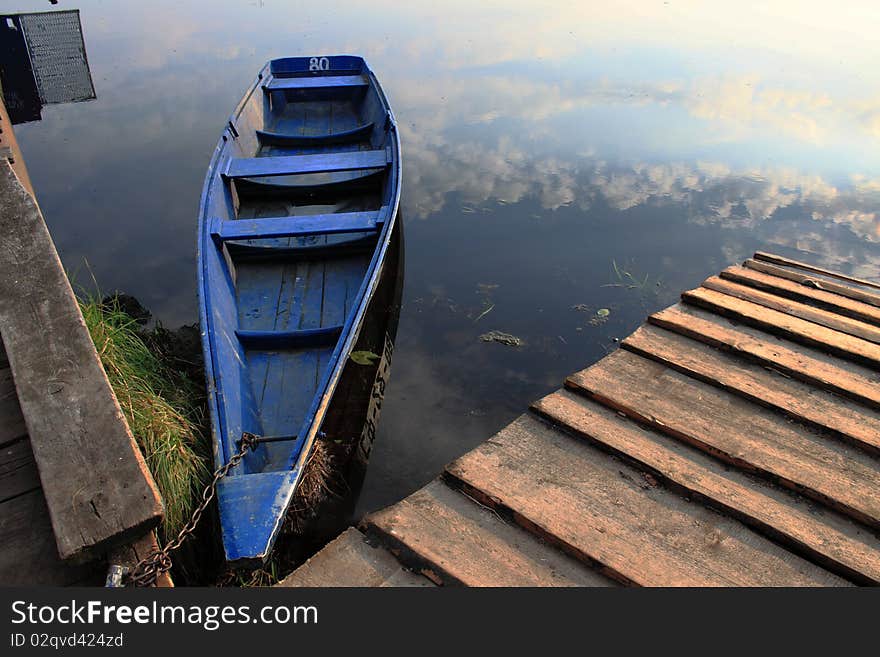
[123,433,258,587]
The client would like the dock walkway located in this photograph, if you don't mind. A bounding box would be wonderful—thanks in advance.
[0,340,104,584]
[280,252,880,587]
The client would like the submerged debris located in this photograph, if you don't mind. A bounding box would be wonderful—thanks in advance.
[479,330,524,347]
[471,283,499,322]
[283,437,341,536]
[473,303,495,323]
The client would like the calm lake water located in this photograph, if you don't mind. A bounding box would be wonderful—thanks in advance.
[4,1,880,515]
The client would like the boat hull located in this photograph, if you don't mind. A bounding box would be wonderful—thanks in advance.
[196,55,402,563]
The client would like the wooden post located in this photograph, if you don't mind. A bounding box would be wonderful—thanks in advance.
[0,95,33,197]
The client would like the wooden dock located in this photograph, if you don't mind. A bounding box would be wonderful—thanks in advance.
[280,252,880,587]
[0,99,165,586]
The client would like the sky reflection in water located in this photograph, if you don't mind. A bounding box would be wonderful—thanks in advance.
[4,0,879,512]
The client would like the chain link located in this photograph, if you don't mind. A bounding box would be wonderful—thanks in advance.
[125,433,258,587]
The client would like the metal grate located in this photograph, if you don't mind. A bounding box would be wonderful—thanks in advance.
[19,9,95,105]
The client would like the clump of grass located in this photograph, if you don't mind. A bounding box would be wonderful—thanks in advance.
[79,295,211,539]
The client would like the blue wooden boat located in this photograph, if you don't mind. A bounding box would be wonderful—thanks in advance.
[197,55,402,563]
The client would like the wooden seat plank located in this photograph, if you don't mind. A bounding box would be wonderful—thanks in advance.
[650,304,880,409]
[702,276,880,344]
[682,286,880,368]
[264,75,368,91]
[533,390,880,584]
[721,264,880,327]
[445,414,846,587]
[0,162,162,559]
[213,210,383,243]
[276,528,432,587]
[256,122,373,147]
[224,149,389,179]
[622,324,880,455]
[744,259,880,309]
[566,350,880,529]
[364,479,614,587]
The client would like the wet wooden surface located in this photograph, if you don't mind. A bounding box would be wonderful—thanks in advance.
[0,342,103,585]
[283,252,880,586]
[277,528,433,587]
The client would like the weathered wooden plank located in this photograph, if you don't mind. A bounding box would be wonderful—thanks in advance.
[213,209,383,243]
[532,390,880,584]
[702,275,880,344]
[225,149,389,179]
[567,350,880,529]
[721,265,880,327]
[754,251,880,292]
[0,490,103,585]
[0,367,27,447]
[445,414,847,586]
[650,304,880,409]
[745,259,880,309]
[364,479,614,587]
[0,438,40,503]
[622,324,880,455]
[277,528,433,587]
[264,75,368,91]
[0,161,163,559]
[682,286,880,368]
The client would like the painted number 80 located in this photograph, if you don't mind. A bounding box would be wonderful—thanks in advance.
[309,57,330,71]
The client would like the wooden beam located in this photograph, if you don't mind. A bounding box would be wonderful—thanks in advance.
[701,275,880,345]
[0,161,162,560]
[445,414,846,586]
[754,251,880,291]
[744,259,880,309]
[532,390,880,584]
[264,75,368,91]
[649,304,880,410]
[720,264,880,327]
[364,479,614,587]
[566,350,880,530]
[213,210,383,243]
[622,324,880,456]
[0,96,33,197]
[224,149,389,179]
[276,528,432,587]
[682,286,880,368]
